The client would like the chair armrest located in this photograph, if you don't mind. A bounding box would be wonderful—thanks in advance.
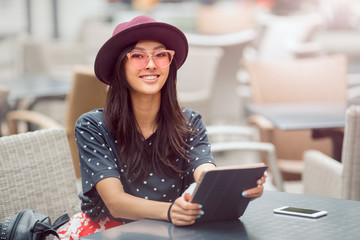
[247,114,275,130]
[206,125,258,141]
[303,150,343,198]
[6,110,61,135]
[286,41,323,58]
[247,114,275,143]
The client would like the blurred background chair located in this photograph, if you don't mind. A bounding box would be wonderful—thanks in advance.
[0,86,10,136]
[0,127,80,221]
[64,65,108,178]
[15,34,89,77]
[236,12,325,112]
[185,30,256,124]
[177,46,224,123]
[0,86,9,105]
[347,73,360,102]
[206,124,284,191]
[303,105,360,200]
[196,0,257,35]
[5,65,108,178]
[247,12,324,61]
[6,109,61,134]
[8,34,91,125]
[243,54,348,180]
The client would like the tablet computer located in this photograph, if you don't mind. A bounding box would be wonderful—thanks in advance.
[190,163,267,223]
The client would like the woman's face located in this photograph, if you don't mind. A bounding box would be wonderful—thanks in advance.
[124,40,170,97]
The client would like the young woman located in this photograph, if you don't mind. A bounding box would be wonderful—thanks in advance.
[58,15,265,239]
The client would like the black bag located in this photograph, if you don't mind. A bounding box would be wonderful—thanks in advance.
[0,209,70,240]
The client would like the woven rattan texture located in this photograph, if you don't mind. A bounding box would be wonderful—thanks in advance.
[0,127,80,221]
[342,105,360,200]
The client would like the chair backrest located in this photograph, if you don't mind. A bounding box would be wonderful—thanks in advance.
[244,54,348,104]
[253,13,324,60]
[177,46,223,123]
[64,65,108,178]
[0,127,80,221]
[0,86,10,136]
[16,35,51,74]
[0,86,9,117]
[341,105,360,200]
[0,86,9,106]
[185,31,255,123]
[178,46,223,102]
[196,1,257,34]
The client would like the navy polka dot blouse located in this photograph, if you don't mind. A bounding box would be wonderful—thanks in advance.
[75,108,215,222]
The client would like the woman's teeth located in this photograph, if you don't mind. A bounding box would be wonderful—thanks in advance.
[142,75,157,80]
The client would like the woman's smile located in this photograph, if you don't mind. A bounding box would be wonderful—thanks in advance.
[140,74,160,82]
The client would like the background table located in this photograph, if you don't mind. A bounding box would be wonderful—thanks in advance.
[80,190,360,240]
[0,74,71,135]
[0,73,71,108]
[247,102,360,161]
[247,102,349,130]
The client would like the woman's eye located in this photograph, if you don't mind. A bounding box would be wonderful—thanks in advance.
[131,53,145,59]
[155,52,167,58]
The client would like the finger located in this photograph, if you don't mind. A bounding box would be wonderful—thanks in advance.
[177,194,202,210]
[257,174,267,185]
[172,218,196,226]
[183,193,191,202]
[171,207,203,226]
[172,203,203,218]
[242,185,264,199]
[172,204,203,216]
[172,209,202,220]
[171,196,203,221]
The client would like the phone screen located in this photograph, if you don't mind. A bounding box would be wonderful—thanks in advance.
[281,207,320,214]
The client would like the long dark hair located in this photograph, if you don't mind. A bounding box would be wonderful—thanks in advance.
[103,44,190,182]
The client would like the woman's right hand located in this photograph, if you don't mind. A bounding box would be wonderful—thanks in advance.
[169,193,203,226]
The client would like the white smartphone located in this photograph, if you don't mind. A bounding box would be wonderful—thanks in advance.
[273,206,327,218]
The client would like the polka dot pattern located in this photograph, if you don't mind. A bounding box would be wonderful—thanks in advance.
[76,108,215,222]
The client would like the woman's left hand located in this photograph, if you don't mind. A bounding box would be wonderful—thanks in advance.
[242,171,267,200]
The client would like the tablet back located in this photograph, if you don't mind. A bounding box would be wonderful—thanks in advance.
[191,165,267,223]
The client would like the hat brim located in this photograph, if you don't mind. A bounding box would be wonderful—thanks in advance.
[94,22,188,85]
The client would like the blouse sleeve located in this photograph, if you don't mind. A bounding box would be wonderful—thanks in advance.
[75,111,121,196]
[182,109,216,186]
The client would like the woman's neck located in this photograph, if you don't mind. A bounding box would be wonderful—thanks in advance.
[131,92,160,139]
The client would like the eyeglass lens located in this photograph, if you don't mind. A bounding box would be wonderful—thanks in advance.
[128,51,173,69]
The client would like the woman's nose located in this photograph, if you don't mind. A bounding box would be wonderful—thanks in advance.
[145,56,156,69]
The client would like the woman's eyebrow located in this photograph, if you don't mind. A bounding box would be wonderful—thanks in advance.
[133,45,166,51]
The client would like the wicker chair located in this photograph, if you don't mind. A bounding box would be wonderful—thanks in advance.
[0,127,80,221]
[303,106,360,200]
[5,65,108,178]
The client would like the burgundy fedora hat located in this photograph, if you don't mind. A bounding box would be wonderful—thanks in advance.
[94,15,188,85]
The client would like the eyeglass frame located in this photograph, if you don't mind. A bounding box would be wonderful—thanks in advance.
[126,50,175,69]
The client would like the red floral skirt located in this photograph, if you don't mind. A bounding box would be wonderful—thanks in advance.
[57,212,124,240]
